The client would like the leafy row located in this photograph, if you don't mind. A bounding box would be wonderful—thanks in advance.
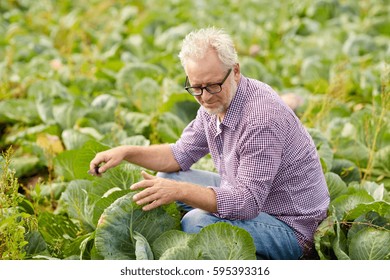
[1,142,257,260]
[309,129,390,260]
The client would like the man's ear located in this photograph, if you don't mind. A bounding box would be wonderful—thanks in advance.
[233,63,241,81]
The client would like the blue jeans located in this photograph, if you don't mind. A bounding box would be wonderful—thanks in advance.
[157,169,303,260]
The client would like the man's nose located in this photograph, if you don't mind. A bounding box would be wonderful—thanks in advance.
[201,90,214,101]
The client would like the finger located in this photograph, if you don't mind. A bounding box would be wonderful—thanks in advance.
[89,162,100,175]
[89,158,119,175]
[96,160,113,174]
[133,190,159,205]
[88,165,101,176]
[89,154,106,175]
[130,179,154,191]
[142,199,161,211]
[141,170,155,180]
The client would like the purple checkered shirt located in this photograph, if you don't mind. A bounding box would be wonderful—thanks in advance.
[171,75,330,252]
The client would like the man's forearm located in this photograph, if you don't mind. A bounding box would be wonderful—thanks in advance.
[179,181,218,213]
[124,144,181,172]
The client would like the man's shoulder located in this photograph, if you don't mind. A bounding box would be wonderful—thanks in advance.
[244,76,277,95]
[241,77,283,112]
[239,77,300,131]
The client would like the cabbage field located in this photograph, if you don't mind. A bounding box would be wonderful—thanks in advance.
[0,0,389,260]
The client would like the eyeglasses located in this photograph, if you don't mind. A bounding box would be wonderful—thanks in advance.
[184,68,232,96]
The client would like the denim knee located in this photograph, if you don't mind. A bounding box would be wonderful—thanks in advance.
[181,209,217,234]
[156,171,173,179]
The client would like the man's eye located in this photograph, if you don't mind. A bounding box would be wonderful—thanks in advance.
[207,84,219,90]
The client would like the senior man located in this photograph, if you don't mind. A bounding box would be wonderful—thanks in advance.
[89,27,330,259]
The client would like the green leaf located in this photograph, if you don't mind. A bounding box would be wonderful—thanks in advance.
[3,123,53,143]
[85,94,119,124]
[152,224,256,260]
[28,80,70,124]
[116,62,163,92]
[37,212,79,259]
[94,192,180,259]
[52,99,89,130]
[152,230,193,260]
[61,129,95,150]
[306,0,339,23]
[188,223,257,260]
[10,155,41,178]
[365,182,386,201]
[92,189,131,226]
[75,232,96,260]
[59,180,96,232]
[348,181,385,201]
[240,57,272,85]
[35,92,55,124]
[131,78,161,113]
[158,92,199,125]
[91,94,119,111]
[0,99,40,124]
[372,15,390,36]
[343,34,377,57]
[30,182,67,202]
[330,191,375,220]
[54,140,110,181]
[133,231,154,260]
[191,155,216,173]
[307,128,333,172]
[300,56,329,92]
[314,214,337,260]
[331,220,350,260]
[60,164,139,232]
[156,112,186,143]
[159,246,200,260]
[24,231,48,259]
[349,228,390,260]
[121,111,152,136]
[154,23,192,52]
[93,163,143,192]
[343,201,390,221]
[348,211,390,244]
[330,158,361,184]
[334,139,369,169]
[373,146,390,178]
[63,232,95,260]
[324,172,347,201]
[120,135,150,146]
[17,197,35,215]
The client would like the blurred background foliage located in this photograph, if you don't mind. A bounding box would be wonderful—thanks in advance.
[0,0,389,192]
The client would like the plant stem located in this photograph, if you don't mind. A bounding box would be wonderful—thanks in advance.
[363,65,390,181]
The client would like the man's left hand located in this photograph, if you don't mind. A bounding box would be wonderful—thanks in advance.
[130,171,180,211]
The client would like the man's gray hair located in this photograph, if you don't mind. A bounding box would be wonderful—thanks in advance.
[178,27,238,70]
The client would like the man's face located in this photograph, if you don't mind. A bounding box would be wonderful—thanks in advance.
[185,49,239,118]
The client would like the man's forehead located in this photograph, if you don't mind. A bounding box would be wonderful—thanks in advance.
[186,69,225,86]
[185,55,224,81]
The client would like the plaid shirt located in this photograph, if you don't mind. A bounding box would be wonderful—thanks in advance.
[171,75,330,251]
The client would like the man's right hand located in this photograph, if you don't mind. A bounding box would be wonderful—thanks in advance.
[88,146,128,176]
[88,144,181,176]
